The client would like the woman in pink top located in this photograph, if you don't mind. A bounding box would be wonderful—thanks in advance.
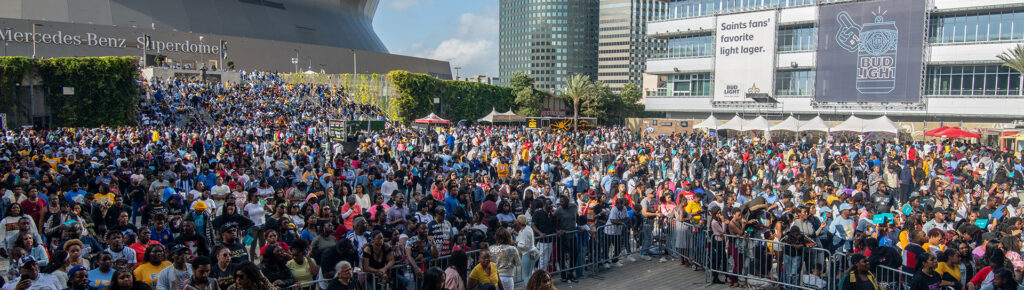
[443,250,468,290]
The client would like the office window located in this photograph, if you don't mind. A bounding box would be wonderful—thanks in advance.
[929,10,1024,43]
[775,70,814,96]
[656,35,714,58]
[777,26,816,52]
[925,65,1022,96]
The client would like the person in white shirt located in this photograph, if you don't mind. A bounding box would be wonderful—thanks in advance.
[2,256,62,290]
[380,174,398,203]
[210,177,231,200]
[156,245,192,290]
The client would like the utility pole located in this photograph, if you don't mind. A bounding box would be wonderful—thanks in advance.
[453,66,462,80]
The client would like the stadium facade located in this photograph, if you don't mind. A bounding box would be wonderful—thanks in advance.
[0,0,452,78]
[642,0,1024,122]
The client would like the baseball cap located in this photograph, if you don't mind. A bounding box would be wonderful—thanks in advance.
[170,244,188,254]
[839,203,853,212]
[220,222,239,233]
[67,265,87,278]
[16,256,38,268]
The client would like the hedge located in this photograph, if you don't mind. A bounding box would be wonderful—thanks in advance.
[387,71,515,123]
[0,56,139,127]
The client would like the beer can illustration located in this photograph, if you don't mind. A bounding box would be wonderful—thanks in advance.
[856,15,898,94]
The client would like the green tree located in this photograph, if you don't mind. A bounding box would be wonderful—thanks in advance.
[560,74,592,131]
[998,44,1024,94]
[515,88,543,116]
[613,82,644,122]
[510,72,543,116]
[583,80,613,121]
[510,72,534,91]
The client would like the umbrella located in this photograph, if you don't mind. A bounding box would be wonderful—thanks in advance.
[934,127,980,139]
[414,113,450,124]
[923,126,951,137]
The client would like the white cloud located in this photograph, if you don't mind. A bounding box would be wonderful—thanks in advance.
[424,39,497,77]
[407,7,498,77]
[386,0,422,12]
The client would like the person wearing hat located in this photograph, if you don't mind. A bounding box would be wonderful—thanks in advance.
[218,223,249,264]
[1,256,62,290]
[185,201,215,245]
[829,203,856,253]
[155,244,193,290]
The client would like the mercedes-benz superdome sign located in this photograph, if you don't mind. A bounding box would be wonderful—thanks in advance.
[815,0,927,103]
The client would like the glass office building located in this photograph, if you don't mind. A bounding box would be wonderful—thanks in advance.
[499,0,599,94]
[643,0,1024,121]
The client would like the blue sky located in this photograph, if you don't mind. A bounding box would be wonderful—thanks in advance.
[373,0,498,78]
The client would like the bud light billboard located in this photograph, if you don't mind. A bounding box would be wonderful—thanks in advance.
[815,0,926,103]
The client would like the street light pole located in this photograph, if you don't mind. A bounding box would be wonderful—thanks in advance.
[219,39,226,70]
[197,36,204,69]
[3,28,10,57]
[294,49,299,73]
[31,24,42,58]
[453,66,462,80]
[352,49,357,75]
[141,34,150,67]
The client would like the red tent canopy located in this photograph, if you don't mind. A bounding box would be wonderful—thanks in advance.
[414,113,450,124]
[928,126,980,138]
[923,126,950,137]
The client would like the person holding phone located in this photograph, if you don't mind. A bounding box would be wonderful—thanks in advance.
[1,256,62,290]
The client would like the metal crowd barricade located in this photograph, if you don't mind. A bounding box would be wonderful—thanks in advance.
[876,265,914,290]
[288,279,331,290]
[823,252,852,290]
[699,232,832,290]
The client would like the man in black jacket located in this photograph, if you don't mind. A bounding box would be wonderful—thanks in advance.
[319,238,360,281]
[867,237,902,275]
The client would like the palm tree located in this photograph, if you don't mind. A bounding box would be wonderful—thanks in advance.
[997,44,1024,95]
[561,74,590,132]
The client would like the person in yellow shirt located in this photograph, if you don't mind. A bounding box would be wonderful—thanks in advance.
[685,199,703,224]
[134,244,171,288]
[496,162,510,180]
[935,248,961,285]
[922,229,946,254]
[93,190,116,207]
[467,249,504,290]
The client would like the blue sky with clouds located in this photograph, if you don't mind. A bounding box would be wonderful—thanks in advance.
[373,0,497,77]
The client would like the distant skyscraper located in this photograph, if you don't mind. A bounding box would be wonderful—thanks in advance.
[597,0,668,92]
[498,0,599,96]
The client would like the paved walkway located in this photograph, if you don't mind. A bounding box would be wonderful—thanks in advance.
[553,259,732,290]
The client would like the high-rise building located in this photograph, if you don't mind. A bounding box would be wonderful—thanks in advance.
[642,0,1024,122]
[597,0,668,92]
[498,0,599,95]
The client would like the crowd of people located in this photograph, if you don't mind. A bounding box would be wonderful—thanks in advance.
[0,69,1022,290]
